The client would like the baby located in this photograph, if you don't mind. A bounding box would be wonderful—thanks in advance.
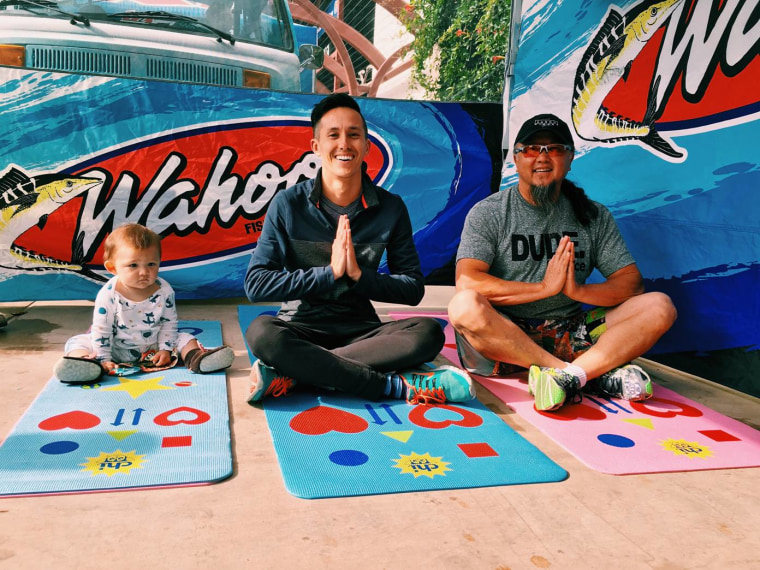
[54,223,234,383]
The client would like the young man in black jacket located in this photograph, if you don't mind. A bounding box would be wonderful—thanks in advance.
[244,94,474,405]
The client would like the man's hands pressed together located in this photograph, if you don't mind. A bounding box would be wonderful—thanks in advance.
[331,214,362,281]
[541,235,574,297]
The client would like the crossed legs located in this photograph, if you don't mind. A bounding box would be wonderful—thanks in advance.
[447,289,677,379]
[246,315,444,400]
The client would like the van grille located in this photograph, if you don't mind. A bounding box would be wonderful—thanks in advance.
[146,58,239,86]
[29,46,131,75]
[26,46,241,87]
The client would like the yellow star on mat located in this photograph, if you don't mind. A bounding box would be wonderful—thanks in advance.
[100,375,174,399]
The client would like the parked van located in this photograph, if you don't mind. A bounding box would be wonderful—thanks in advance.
[0,0,322,91]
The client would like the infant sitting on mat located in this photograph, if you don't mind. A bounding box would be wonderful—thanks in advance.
[53,223,234,384]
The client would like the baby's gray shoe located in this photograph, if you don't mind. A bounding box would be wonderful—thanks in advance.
[186,346,234,373]
[54,357,104,384]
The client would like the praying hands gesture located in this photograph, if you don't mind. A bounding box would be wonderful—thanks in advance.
[546,235,642,307]
[541,235,574,296]
[330,214,361,281]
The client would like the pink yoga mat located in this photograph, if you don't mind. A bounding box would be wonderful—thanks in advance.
[390,312,760,475]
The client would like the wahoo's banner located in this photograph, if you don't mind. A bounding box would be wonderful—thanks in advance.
[0,67,501,301]
[504,0,760,396]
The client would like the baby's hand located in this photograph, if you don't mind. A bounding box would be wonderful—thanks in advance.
[152,350,172,367]
[102,361,117,373]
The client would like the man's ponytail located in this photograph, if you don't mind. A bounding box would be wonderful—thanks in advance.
[561,179,598,226]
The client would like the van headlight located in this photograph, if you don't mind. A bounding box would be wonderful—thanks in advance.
[243,69,271,89]
[0,45,25,67]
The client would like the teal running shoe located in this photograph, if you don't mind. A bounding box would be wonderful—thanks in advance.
[397,365,476,405]
[247,359,295,403]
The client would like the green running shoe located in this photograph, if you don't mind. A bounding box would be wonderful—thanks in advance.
[528,365,581,412]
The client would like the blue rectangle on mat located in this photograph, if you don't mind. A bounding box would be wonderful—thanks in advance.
[0,321,232,497]
[238,305,567,498]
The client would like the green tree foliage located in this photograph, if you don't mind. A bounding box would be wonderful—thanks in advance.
[401,0,510,102]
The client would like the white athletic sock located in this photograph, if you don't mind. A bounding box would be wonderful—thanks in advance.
[562,363,588,387]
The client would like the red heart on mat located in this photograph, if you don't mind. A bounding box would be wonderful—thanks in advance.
[38,410,101,431]
[153,406,211,426]
[289,406,368,435]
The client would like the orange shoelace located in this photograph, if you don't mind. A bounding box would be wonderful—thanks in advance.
[266,376,294,397]
[404,373,448,405]
[407,386,447,405]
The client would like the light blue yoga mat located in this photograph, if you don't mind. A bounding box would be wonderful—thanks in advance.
[0,321,232,497]
[238,305,568,498]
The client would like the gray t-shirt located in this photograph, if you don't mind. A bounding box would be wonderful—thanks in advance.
[320,194,363,223]
[456,186,635,319]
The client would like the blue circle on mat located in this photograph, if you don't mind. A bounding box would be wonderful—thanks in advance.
[40,441,80,455]
[597,434,635,448]
[329,450,369,466]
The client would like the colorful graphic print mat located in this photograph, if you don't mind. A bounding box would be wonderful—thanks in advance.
[238,305,567,498]
[0,321,232,497]
[390,312,760,475]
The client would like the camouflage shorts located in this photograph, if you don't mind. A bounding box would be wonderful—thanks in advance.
[455,308,608,376]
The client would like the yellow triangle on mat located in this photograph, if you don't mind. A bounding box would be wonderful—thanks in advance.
[623,418,654,430]
[381,430,413,443]
[107,430,138,441]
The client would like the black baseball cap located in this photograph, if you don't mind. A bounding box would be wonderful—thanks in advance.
[514,114,574,148]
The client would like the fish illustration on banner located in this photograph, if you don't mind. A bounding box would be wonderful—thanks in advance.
[571,0,685,158]
[0,166,103,280]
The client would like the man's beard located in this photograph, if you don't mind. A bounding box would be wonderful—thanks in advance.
[530,183,558,215]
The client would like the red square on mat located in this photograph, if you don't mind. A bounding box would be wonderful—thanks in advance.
[162,435,192,448]
[698,429,741,442]
[458,442,499,458]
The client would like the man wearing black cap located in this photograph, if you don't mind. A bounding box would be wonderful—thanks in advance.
[447,113,677,412]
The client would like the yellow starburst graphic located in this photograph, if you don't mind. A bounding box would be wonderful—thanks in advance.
[660,439,713,459]
[80,449,147,477]
[392,451,451,478]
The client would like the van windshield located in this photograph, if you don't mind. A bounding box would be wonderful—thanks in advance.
[0,0,294,51]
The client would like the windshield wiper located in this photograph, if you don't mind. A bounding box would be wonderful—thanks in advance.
[0,0,90,26]
[108,10,235,44]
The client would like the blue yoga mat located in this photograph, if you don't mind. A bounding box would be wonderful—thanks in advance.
[0,321,232,497]
[238,305,567,498]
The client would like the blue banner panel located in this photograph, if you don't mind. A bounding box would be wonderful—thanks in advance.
[504,0,760,394]
[0,68,501,301]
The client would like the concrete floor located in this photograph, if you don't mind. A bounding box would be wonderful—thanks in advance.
[1,288,759,570]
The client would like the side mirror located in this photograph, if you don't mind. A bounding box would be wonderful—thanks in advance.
[298,44,324,71]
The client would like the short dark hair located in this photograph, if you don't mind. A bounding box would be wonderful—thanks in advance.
[311,93,368,137]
